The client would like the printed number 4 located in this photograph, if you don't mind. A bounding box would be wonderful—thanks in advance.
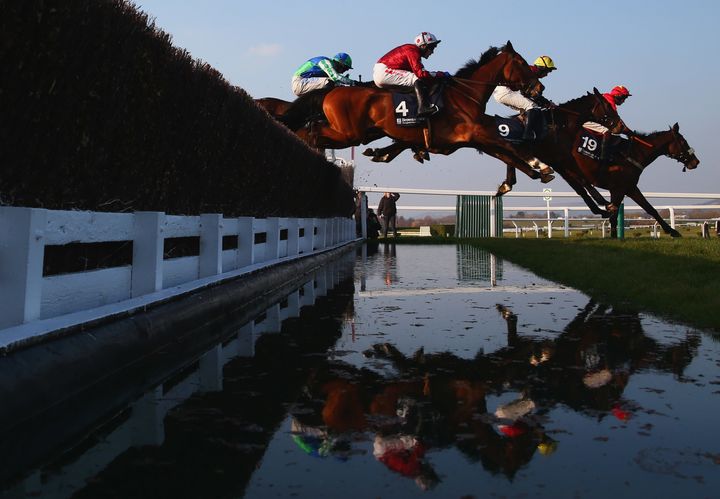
[498,124,510,137]
[582,136,598,151]
[395,100,409,116]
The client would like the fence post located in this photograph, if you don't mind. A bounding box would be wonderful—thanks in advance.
[237,217,254,267]
[286,218,300,256]
[360,193,367,239]
[132,211,165,297]
[0,207,46,328]
[617,203,625,239]
[564,208,570,238]
[199,214,222,277]
[266,218,280,261]
[669,207,676,229]
[702,222,710,238]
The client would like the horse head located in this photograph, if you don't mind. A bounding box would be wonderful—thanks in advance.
[588,87,626,134]
[668,123,700,170]
[455,41,543,99]
[499,41,544,98]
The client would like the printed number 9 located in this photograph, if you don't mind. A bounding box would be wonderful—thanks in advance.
[498,124,510,137]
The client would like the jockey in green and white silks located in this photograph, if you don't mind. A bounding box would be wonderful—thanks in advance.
[291,53,356,96]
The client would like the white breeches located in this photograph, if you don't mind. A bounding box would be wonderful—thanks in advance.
[582,121,610,134]
[493,86,538,112]
[291,75,332,96]
[373,63,418,88]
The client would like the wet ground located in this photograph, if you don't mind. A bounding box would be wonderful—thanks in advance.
[2,244,719,498]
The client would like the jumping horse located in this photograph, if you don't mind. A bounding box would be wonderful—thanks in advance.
[495,89,628,214]
[569,123,699,237]
[279,42,554,184]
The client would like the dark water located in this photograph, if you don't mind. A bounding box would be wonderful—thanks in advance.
[2,244,719,498]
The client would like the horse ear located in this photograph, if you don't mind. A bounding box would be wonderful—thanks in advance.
[672,122,679,132]
[505,40,514,52]
[593,87,601,96]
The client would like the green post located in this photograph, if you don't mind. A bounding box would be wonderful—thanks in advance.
[617,203,625,239]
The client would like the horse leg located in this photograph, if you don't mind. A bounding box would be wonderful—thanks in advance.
[498,165,518,196]
[626,186,681,237]
[362,141,412,163]
[608,190,626,238]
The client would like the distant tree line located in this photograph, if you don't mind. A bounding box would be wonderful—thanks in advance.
[0,0,353,217]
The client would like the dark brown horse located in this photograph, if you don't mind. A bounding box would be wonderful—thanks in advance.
[569,123,699,237]
[495,90,628,214]
[280,42,552,183]
[255,97,292,118]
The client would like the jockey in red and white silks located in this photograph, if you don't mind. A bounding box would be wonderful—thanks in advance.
[373,32,447,117]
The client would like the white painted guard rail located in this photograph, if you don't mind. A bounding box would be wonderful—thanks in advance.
[0,206,355,336]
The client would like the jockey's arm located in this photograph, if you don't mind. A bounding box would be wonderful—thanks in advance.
[317,59,354,85]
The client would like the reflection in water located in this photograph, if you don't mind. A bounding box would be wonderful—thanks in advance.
[3,245,719,498]
[1,256,355,499]
[457,244,502,284]
[286,295,707,490]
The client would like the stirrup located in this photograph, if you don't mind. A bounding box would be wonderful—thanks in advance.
[417,105,439,117]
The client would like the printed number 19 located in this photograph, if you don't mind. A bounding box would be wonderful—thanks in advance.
[582,136,598,151]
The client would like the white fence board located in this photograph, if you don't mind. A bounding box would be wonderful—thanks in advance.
[41,267,131,318]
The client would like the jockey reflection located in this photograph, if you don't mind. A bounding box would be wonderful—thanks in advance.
[289,298,700,483]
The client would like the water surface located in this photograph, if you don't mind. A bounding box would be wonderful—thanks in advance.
[2,244,718,498]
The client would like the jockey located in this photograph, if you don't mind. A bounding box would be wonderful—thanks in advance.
[373,32,448,117]
[291,53,356,96]
[583,85,631,160]
[493,55,557,141]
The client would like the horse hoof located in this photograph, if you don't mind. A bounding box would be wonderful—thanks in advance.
[412,152,425,164]
[497,183,512,196]
[670,230,682,237]
[540,174,555,184]
[362,148,374,157]
[422,151,430,161]
[539,166,554,175]
[606,204,618,214]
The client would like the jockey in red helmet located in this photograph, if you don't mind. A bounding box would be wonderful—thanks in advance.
[583,85,632,161]
[373,32,449,117]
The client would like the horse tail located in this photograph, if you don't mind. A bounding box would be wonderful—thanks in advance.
[280,89,332,131]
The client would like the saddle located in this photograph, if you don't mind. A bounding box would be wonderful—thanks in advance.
[494,110,549,143]
[391,80,446,127]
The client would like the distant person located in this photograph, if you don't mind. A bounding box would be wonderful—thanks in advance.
[355,191,368,237]
[367,209,381,239]
[291,52,356,96]
[373,32,448,117]
[582,85,632,161]
[378,192,401,237]
[493,55,557,142]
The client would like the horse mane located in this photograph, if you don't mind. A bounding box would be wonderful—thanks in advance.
[454,45,503,78]
[279,88,333,131]
[557,93,593,111]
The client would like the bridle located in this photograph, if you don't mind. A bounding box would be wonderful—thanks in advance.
[668,127,695,165]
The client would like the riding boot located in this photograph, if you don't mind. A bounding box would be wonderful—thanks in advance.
[523,108,541,141]
[599,134,610,162]
[414,80,438,117]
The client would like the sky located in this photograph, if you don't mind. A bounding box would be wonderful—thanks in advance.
[135,0,719,211]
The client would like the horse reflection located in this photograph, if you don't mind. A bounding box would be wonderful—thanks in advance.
[290,298,700,482]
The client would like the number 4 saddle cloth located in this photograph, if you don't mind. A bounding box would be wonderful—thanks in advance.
[391,84,445,127]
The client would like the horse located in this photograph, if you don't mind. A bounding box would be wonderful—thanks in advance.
[255,97,292,118]
[280,42,553,184]
[494,89,628,214]
[568,123,699,237]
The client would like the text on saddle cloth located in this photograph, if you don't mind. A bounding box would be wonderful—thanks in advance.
[495,111,549,143]
[391,88,444,127]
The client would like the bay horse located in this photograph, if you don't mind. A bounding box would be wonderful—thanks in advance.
[569,123,699,237]
[255,97,292,118]
[495,89,629,214]
[280,42,553,183]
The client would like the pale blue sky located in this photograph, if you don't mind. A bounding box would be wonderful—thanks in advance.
[136,0,719,207]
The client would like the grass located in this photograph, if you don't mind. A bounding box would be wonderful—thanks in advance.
[378,235,720,332]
